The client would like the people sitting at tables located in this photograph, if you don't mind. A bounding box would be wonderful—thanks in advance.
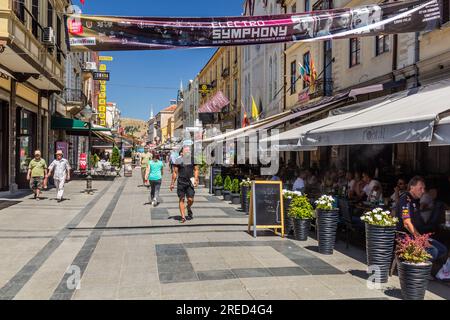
[293,171,305,192]
[321,170,335,193]
[350,171,365,200]
[396,176,448,262]
[346,171,356,193]
[362,171,383,201]
[304,169,319,193]
[390,178,407,209]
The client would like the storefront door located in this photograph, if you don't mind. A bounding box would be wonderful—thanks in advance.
[0,101,8,191]
[16,108,36,189]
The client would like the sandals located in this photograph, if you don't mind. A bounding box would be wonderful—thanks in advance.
[180,217,187,223]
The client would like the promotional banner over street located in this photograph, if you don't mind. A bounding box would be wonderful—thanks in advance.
[66,0,442,51]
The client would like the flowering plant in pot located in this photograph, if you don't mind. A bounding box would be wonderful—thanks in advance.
[288,195,314,241]
[283,190,303,235]
[240,178,252,212]
[230,179,241,205]
[314,195,339,255]
[361,208,399,283]
[223,176,232,201]
[396,233,433,300]
[213,174,223,196]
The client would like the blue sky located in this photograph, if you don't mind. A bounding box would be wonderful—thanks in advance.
[77,0,245,120]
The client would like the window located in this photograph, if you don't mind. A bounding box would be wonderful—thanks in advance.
[303,52,310,89]
[57,16,62,63]
[375,35,389,56]
[32,0,40,39]
[291,4,296,13]
[234,79,238,105]
[234,47,238,64]
[349,38,361,67]
[47,2,53,28]
[290,60,297,95]
[13,0,26,23]
[269,57,273,102]
[305,0,310,12]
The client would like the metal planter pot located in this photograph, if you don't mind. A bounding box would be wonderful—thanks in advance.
[223,190,232,201]
[293,218,311,241]
[241,186,250,211]
[231,193,241,205]
[398,260,432,300]
[316,209,340,255]
[214,186,223,196]
[365,223,396,283]
[284,198,293,235]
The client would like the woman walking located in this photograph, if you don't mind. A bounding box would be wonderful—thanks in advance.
[145,152,164,206]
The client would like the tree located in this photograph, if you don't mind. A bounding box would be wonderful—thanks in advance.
[111,146,121,168]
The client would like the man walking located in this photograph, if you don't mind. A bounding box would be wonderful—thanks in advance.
[170,146,199,223]
[47,150,71,203]
[140,147,152,187]
[27,150,48,200]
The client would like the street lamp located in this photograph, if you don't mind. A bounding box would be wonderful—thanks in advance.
[82,105,97,194]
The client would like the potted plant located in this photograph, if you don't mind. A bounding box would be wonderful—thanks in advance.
[315,195,339,255]
[283,190,303,235]
[246,190,251,214]
[396,233,433,300]
[198,156,208,187]
[230,179,241,205]
[223,176,232,201]
[288,195,314,241]
[110,147,121,174]
[213,174,223,196]
[360,208,398,283]
[240,178,252,212]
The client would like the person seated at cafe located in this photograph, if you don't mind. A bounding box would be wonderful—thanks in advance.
[390,178,408,209]
[362,171,383,201]
[368,184,383,203]
[419,188,442,233]
[321,170,335,193]
[293,171,306,192]
[396,176,448,262]
[349,171,365,200]
[305,169,319,190]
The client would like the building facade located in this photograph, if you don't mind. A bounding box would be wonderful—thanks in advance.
[155,104,176,144]
[0,0,69,191]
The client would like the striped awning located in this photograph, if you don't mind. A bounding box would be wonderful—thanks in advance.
[198,91,230,113]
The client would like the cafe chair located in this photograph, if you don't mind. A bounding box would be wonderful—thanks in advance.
[339,198,364,249]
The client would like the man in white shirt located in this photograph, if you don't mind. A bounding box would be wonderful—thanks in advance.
[362,172,382,200]
[47,150,71,203]
[293,171,305,192]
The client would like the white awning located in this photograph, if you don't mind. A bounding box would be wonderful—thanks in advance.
[430,116,450,146]
[298,80,450,147]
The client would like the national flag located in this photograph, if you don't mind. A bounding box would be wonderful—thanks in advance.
[242,111,250,128]
[298,62,310,83]
[309,56,318,91]
[251,96,259,120]
[80,0,85,4]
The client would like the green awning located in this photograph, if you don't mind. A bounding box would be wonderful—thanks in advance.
[51,116,111,133]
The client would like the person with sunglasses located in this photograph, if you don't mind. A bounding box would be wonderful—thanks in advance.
[390,178,407,209]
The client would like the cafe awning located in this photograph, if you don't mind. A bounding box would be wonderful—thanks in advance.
[198,91,230,113]
[203,92,351,144]
[51,116,111,134]
[430,116,450,146]
[295,80,450,147]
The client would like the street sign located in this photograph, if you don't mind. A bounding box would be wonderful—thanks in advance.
[93,72,110,81]
[99,56,113,61]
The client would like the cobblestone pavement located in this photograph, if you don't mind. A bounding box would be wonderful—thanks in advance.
[0,167,448,300]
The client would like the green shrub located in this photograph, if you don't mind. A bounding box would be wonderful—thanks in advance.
[231,179,240,194]
[214,174,223,187]
[224,176,232,191]
[111,147,121,167]
[288,195,314,220]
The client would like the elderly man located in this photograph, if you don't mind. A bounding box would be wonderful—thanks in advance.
[27,150,48,200]
[47,150,71,203]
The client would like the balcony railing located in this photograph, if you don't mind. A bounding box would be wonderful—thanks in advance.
[63,89,87,106]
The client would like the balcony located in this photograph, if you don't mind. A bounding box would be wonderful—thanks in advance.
[0,4,65,91]
[64,88,87,108]
[309,78,334,99]
[221,67,230,78]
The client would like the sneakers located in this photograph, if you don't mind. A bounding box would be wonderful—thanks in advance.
[152,198,159,207]
[187,207,193,220]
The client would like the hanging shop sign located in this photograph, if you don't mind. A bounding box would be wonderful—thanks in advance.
[66,1,441,51]
[93,71,110,81]
[99,56,114,61]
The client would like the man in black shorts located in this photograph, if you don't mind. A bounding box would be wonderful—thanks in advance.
[170,146,199,223]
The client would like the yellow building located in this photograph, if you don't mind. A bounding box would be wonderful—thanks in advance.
[156,104,176,144]
[198,46,241,131]
[0,0,68,191]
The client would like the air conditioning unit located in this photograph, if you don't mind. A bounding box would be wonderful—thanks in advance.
[83,62,97,71]
[42,27,55,46]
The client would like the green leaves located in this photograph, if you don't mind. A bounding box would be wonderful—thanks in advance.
[224,176,232,191]
[288,195,314,220]
[214,174,223,187]
[231,179,240,193]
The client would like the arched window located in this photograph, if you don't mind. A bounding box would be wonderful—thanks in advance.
[269,57,273,102]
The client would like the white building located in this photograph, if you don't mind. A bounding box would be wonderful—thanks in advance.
[106,102,121,131]
[241,0,284,124]
[183,77,200,128]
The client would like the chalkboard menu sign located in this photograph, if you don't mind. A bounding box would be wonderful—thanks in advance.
[248,181,284,238]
